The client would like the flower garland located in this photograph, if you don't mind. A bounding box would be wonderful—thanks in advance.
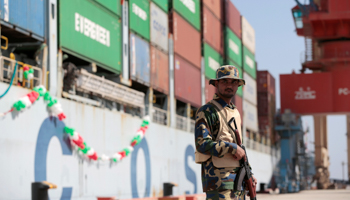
[1,85,150,162]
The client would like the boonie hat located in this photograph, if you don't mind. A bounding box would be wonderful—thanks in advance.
[209,65,245,86]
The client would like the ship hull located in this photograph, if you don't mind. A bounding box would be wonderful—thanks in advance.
[0,83,278,200]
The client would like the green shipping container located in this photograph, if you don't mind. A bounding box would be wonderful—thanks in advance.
[243,46,256,79]
[59,0,122,73]
[129,0,150,40]
[152,0,168,12]
[95,0,121,17]
[228,59,243,97]
[173,0,200,31]
[225,27,242,67]
[204,43,223,79]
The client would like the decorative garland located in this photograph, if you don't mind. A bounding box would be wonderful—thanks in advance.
[1,85,150,162]
[23,65,34,80]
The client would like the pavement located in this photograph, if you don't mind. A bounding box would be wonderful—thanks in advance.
[255,189,350,200]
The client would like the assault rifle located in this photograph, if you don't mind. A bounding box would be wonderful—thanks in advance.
[228,117,257,200]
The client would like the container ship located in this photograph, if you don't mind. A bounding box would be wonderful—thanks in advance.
[0,0,280,199]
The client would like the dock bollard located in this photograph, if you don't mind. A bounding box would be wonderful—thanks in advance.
[163,182,178,196]
[31,181,57,200]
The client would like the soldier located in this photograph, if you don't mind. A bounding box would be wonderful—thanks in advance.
[194,65,257,200]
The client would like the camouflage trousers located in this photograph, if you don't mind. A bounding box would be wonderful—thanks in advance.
[206,189,246,200]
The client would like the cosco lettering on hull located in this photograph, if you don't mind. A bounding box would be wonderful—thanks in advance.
[75,13,110,47]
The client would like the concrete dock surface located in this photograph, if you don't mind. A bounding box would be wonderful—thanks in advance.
[256,189,350,200]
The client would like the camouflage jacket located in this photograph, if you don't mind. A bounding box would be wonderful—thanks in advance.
[194,94,243,192]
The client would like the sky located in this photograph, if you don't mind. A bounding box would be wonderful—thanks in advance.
[231,0,348,180]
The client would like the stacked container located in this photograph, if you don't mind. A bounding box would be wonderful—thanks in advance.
[257,71,276,145]
[150,1,169,94]
[223,0,244,123]
[202,0,224,103]
[240,14,258,140]
[59,0,122,73]
[129,0,151,85]
[170,0,201,107]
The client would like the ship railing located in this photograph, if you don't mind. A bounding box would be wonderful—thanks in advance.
[176,115,188,131]
[152,107,168,126]
[76,69,145,109]
[0,56,42,89]
[190,119,195,133]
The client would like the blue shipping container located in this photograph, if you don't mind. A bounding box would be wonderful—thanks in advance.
[0,0,45,38]
[130,33,150,85]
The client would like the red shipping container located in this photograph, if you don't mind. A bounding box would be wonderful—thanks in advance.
[233,95,243,122]
[170,12,201,68]
[202,0,223,21]
[225,0,241,39]
[205,78,216,103]
[258,116,269,131]
[280,73,333,114]
[258,92,268,116]
[332,69,350,112]
[174,54,201,107]
[257,71,276,96]
[150,45,169,94]
[202,6,224,55]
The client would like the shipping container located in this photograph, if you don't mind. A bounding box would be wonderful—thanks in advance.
[150,2,168,52]
[59,0,122,73]
[204,43,223,79]
[130,33,150,85]
[243,46,256,79]
[0,0,45,38]
[225,0,241,39]
[129,0,150,40]
[258,92,276,117]
[257,71,276,96]
[171,12,201,68]
[243,100,258,132]
[205,78,216,103]
[172,0,201,31]
[150,45,169,94]
[332,69,350,112]
[202,6,224,55]
[243,72,257,105]
[152,0,168,12]
[203,0,223,21]
[232,95,243,123]
[94,0,121,17]
[225,27,242,67]
[241,16,256,54]
[280,73,333,114]
[228,60,243,97]
[174,54,201,108]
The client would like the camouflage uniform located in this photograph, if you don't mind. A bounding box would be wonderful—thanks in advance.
[195,65,248,200]
[195,94,246,200]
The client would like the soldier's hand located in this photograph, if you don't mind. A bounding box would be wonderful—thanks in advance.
[233,145,245,160]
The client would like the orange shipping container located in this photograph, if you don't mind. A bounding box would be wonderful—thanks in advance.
[202,6,224,55]
[174,54,201,107]
[170,12,201,68]
[202,0,223,21]
[205,78,216,103]
[225,0,241,39]
[150,45,169,94]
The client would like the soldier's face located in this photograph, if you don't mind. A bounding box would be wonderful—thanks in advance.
[215,79,239,98]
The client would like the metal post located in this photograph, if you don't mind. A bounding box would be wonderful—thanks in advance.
[47,0,58,95]
[169,34,176,128]
[56,50,63,97]
[121,1,131,86]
